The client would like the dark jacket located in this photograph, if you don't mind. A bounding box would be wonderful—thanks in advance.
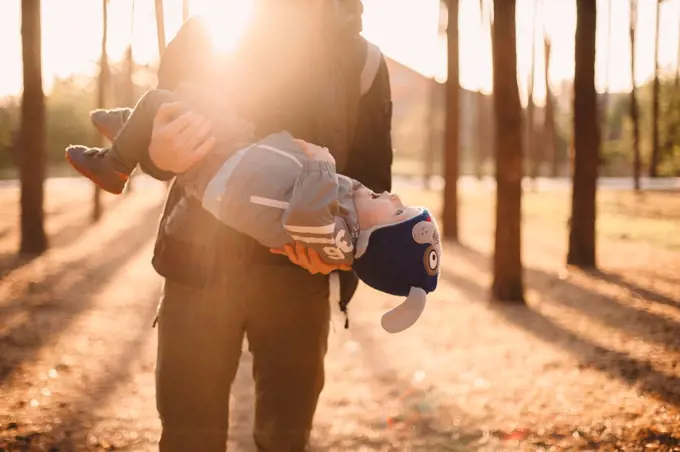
[140,17,393,307]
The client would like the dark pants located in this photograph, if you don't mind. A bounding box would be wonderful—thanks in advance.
[155,261,331,451]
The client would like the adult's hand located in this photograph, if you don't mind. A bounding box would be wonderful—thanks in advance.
[149,102,216,174]
[271,242,351,275]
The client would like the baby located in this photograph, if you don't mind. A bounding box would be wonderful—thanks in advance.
[65,85,442,333]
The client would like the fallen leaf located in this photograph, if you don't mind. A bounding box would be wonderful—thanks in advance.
[501,428,531,441]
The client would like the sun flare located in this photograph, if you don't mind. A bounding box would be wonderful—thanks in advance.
[195,0,254,54]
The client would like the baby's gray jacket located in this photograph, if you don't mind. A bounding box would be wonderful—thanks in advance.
[187,131,362,265]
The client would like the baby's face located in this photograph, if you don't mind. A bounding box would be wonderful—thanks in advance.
[354,186,421,230]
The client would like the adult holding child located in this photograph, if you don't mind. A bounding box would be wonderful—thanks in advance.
[141,1,393,450]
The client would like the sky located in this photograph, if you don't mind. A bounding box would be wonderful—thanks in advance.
[0,0,679,106]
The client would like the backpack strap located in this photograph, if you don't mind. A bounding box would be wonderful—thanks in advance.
[332,37,381,173]
[360,42,382,96]
[328,41,384,330]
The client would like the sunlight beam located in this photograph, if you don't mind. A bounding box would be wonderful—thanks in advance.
[194,0,253,54]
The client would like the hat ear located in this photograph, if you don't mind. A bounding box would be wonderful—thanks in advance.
[380,287,427,334]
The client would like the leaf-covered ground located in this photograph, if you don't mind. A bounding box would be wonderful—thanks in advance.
[1,179,679,451]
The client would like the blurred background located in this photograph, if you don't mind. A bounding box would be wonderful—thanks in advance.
[3,0,680,182]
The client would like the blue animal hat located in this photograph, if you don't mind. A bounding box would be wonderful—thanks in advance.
[353,208,441,333]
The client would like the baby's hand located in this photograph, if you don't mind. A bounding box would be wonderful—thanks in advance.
[295,139,335,165]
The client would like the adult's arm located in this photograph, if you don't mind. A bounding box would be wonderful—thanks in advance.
[138,17,217,180]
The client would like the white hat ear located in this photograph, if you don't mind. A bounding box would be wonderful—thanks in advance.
[380,287,427,334]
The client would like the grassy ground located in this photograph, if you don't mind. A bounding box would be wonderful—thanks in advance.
[0,181,679,451]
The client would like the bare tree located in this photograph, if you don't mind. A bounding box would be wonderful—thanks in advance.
[154,0,172,188]
[442,0,460,240]
[155,0,166,56]
[491,0,524,303]
[650,0,661,177]
[669,2,680,155]
[423,78,439,190]
[568,0,599,268]
[482,0,496,181]
[630,0,642,191]
[676,4,680,90]
[600,0,612,156]
[526,0,541,182]
[424,1,446,190]
[473,92,486,180]
[122,0,136,194]
[473,0,491,180]
[543,36,559,177]
[19,0,47,254]
[92,0,110,221]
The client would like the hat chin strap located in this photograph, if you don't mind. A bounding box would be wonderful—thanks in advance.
[380,287,427,334]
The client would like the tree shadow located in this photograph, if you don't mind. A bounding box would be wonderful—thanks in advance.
[342,318,483,449]
[0,195,127,278]
[441,247,680,408]
[450,244,680,352]
[0,201,163,384]
[46,194,127,250]
[0,253,39,279]
[585,269,680,311]
[0,270,162,451]
[43,284,162,450]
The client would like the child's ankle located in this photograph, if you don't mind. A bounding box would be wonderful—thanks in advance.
[108,147,136,176]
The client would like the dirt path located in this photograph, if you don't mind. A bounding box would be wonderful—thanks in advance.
[1,182,679,451]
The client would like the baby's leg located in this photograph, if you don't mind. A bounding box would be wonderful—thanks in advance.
[90,108,132,142]
[66,89,186,194]
[110,89,187,171]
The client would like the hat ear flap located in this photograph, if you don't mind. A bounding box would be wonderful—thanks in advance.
[380,287,427,333]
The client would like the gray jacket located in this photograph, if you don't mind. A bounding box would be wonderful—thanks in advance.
[187,131,363,265]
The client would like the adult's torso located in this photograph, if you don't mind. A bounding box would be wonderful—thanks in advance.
[151,21,366,286]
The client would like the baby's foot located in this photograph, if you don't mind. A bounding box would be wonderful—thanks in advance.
[65,145,129,194]
[90,108,131,142]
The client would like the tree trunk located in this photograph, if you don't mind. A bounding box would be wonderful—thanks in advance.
[423,78,439,190]
[543,36,559,178]
[473,0,489,180]
[126,0,135,106]
[123,0,136,194]
[491,0,524,303]
[473,92,486,179]
[568,0,599,269]
[660,0,677,166]
[481,0,495,179]
[155,0,172,188]
[672,5,680,151]
[442,0,460,240]
[526,0,540,181]
[19,0,47,254]
[122,46,134,195]
[155,0,166,56]
[630,0,641,191]
[676,4,680,91]
[600,0,612,155]
[649,0,661,177]
[93,0,109,221]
